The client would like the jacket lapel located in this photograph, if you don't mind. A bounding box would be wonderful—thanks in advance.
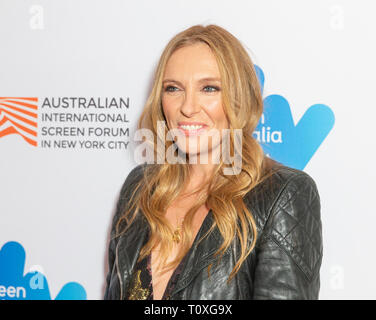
[171,209,226,296]
[116,214,150,298]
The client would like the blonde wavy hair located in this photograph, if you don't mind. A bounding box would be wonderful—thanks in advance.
[116,24,280,282]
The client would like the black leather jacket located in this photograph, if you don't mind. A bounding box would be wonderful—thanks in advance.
[104,162,323,300]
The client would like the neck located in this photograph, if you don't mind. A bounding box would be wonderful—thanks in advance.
[189,162,214,182]
[180,162,214,198]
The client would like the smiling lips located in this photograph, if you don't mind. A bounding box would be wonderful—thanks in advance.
[177,122,208,136]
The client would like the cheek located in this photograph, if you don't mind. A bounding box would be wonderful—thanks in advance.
[204,99,228,127]
[162,97,176,120]
[162,97,182,131]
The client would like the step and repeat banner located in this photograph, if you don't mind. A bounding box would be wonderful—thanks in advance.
[0,0,375,299]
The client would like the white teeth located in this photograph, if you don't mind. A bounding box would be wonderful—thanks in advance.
[180,125,204,130]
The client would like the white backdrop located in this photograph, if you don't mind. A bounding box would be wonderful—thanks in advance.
[1,0,375,299]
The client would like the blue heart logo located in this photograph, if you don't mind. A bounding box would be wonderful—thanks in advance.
[254,65,335,170]
[0,241,86,300]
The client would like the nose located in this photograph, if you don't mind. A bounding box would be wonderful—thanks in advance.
[180,88,201,117]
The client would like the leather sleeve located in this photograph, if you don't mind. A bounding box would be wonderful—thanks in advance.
[103,164,145,300]
[252,171,323,300]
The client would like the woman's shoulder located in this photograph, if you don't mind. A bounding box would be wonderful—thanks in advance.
[123,163,148,184]
[118,163,151,195]
[245,157,320,228]
[114,163,149,221]
[258,157,318,195]
[262,156,317,183]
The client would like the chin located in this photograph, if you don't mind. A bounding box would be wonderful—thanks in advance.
[174,142,222,165]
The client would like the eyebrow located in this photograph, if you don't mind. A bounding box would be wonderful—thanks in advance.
[162,77,221,85]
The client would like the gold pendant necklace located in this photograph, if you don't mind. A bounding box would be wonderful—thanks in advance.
[172,215,184,244]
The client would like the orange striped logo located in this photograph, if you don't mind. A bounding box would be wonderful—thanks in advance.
[0,97,38,146]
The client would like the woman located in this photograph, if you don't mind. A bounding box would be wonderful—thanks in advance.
[104,24,323,300]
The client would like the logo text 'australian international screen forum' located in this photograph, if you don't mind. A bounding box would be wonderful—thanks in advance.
[0,67,335,170]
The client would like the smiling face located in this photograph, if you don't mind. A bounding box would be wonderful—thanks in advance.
[161,42,229,161]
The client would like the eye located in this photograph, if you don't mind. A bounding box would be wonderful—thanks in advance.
[203,85,220,92]
[164,85,179,92]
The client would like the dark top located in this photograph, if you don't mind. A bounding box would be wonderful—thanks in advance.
[125,253,188,300]
[105,161,323,300]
